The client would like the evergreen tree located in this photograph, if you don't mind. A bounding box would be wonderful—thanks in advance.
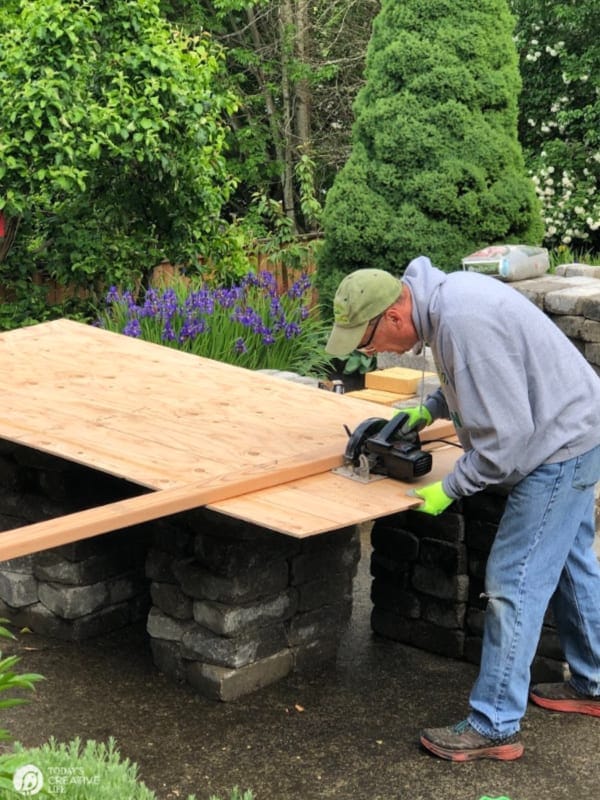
[318,0,543,298]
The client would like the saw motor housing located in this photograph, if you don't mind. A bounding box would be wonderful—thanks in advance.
[336,412,433,483]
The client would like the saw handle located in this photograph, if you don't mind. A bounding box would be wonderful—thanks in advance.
[372,412,419,447]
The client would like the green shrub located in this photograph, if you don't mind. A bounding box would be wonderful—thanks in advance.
[511,0,599,253]
[318,0,543,308]
[0,737,199,799]
[97,270,331,377]
[0,0,243,304]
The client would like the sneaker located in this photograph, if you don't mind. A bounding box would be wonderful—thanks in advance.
[420,719,524,762]
[530,682,600,717]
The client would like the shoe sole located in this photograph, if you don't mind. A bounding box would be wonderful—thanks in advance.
[530,692,600,717]
[420,736,524,762]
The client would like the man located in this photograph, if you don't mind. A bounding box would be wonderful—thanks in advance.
[326,256,600,761]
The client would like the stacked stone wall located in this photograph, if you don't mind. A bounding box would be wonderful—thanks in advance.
[0,440,149,639]
[146,510,359,701]
[511,264,600,377]
[370,492,569,683]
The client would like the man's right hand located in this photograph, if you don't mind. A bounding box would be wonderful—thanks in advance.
[394,405,432,434]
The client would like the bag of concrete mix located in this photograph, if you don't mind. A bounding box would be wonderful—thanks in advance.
[462,244,549,281]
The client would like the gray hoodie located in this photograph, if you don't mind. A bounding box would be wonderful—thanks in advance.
[402,256,600,499]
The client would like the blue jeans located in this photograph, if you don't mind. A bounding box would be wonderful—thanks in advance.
[468,444,600,739]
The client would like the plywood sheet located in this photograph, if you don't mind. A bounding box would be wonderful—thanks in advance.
[0,319,398,490]
[210,443,460,536]
[0,319,458,558]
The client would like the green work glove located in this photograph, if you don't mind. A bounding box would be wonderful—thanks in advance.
[413,480,454,516]
[393,405,432,434]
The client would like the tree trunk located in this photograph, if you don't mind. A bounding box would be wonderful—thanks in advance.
[279,0,297,231]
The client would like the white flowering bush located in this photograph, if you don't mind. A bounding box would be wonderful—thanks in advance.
[512,1,599,251]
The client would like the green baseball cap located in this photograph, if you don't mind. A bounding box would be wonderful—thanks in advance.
[325,268,403,357]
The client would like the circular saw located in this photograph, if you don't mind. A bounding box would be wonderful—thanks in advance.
[333,412,433,484]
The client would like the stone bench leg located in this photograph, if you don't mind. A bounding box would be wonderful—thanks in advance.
[370,491,569,683]
[146,509,361,701]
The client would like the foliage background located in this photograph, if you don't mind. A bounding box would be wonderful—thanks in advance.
[510,0,600,254]
[0,0,598,334]
[0,0,245,328]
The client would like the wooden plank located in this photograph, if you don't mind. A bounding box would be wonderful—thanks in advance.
[0,449,344,562]
[344,388,414,405]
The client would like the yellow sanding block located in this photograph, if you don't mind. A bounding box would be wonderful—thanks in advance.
[365,366,436,395]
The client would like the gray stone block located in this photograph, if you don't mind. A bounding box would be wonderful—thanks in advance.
[555,263,600,279]
[33,551,127,585]
[549,314,585,338]
[392,510,466,543]
[370,579,420,619]
[371,526,420,562]
[465,519,497,552]
[150,582,193,620]
[412,566,469,602]
[582,294,600,322]
[419,538,467,574]
[173,558,289,604]
[150,638,186,682]
[512,275,578,309]
[0,555,36,574]
[38,581,108,619]
[146,607,195,642]
[194,530,298,577]
[192,589,297,637]
[544,282,600,315]
[107,573,146,605]
[286,601,351,647]
[290,544,360,586]
[410,619,465,658]
[145,548,178,583]
[421,597,466,630]
[585,342,600,366]
[582,319,600,342]
[296,573,353,612]
[185,650,294,702]
[0,571,39,606]
[369,551,412,582]
[12,600,133,641]
[181,622,288,669]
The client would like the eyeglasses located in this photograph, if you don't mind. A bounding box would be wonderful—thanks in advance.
[356,313,383,353]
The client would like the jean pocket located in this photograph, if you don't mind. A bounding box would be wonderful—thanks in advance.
[572,445,600,490]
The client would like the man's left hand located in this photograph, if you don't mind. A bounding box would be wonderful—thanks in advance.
[413,481,454,516]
